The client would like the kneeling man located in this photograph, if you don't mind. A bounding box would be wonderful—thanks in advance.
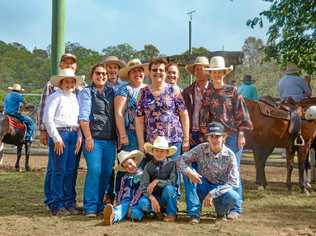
[177,122,241,223]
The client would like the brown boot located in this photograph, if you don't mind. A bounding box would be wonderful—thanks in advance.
[103,204,114,225]
[163,215,176,222]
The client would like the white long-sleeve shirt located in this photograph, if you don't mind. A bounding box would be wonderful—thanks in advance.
[43,89,79,143]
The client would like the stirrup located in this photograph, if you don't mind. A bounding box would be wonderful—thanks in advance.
[294,135,305,146]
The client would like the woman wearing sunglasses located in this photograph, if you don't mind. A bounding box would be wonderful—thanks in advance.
[78,63,117,217]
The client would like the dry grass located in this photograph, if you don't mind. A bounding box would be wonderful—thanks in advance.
[0,154,316,236]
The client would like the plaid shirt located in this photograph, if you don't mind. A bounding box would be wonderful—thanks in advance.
[199,84,253,133]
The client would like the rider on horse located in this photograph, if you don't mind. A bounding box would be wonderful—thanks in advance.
[3,83,34,143]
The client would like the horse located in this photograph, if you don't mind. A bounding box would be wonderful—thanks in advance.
[0,104,38,171]
[244,97,316,194]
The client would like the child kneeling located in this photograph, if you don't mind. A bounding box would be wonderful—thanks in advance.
[136,136,178,222]
[103,150,145,225]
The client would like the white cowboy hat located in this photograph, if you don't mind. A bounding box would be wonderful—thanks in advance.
[8,83,24,92]
[101,56,126,69]
[144,136,177,157]
[50,68,83,87]
[185,56,210,75]
[204,56,233,74]
[118,58,149,81]
[284,63,301,74]
[60,53,77,63]
[115,150,144,172]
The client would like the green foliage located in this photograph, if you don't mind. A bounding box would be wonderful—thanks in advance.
[102,43,137,63]
[247,0,316,74]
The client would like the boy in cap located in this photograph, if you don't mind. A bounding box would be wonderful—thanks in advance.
[177,122,241,223]
[136,136,178,222]
[103,150,145,225]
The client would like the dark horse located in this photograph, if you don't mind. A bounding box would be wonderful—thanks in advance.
[245,98,316,194]
[0,104,37,171]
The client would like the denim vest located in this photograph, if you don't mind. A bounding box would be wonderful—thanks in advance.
[89,85,116,140]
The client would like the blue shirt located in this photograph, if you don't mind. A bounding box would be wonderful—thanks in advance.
[278,74,311,102]
[4,91,24,115]
[238,83,258,100]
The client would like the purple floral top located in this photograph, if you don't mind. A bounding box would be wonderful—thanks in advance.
[136,84,187,143]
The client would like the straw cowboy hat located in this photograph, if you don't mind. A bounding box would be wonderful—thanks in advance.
[101,56,126,69]
[118,58,149,81]
[204,56,233,74]
[144,136,177,157]
[8,83,24,92]
[284,63,301,74]
[185,56,210,75]
[115,150,144,172]
[60,53,77,63]
[50,68,83,87]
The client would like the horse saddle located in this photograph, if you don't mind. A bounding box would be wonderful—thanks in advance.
[6,115,26,131]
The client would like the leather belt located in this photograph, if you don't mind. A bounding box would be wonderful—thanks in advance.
[57,127,79,132]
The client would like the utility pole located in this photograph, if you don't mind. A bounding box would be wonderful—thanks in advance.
[187,10,196,84]
[51,0,65,76]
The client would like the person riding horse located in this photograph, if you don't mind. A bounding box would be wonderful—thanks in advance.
[3,83,34,143]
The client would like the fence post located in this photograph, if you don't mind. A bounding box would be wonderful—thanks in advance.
[310,149,316,182]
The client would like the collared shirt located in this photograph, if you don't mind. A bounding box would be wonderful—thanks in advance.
[200,84,253,133]
[140,158,177,197]
[4,91,24,115]
[238,83,258,100]
[107,79,128,95]
[43,89,79,143]
[278,74,311,102]
[177,143,239,199]
[192,81,209,131]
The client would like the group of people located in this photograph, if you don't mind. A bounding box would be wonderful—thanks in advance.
[3,51,311,225]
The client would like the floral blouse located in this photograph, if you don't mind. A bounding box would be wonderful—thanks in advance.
[116,84,142,130]
[199,84,253,133]
[136,84,187,143]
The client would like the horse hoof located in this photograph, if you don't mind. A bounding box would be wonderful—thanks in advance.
[303,189,311,196]
[25,166,30,172]
[257,186,265,191]
[19,168,24,173]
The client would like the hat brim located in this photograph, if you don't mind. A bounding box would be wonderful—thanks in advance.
[50,75,83,88]
[185,63,210,75]
[61,54,77,63]
[8,87,24,91]
[284,69,301,74]
[144,143,177,157]
[205,132,225,136]
[102,59,126,69]
[115,150,144,172]
[118,63,149,81]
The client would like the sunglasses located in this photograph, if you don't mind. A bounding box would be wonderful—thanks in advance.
[151,68,165,73]
[94,71,106,76]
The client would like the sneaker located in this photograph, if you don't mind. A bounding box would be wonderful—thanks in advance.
[226,211,240,220]
[190,217,200,225]
[216,215,227,221]
[163,215,176,222]
[103,204,114,225]
[56,208,71,217]
[85,212,97,218]
[66,207,81,215]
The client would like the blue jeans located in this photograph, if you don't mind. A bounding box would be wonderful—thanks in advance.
[111,199,144,223]
[225,133,243,213]
[115,130,139,194]
[135,185,177,219]
[10,113,34,141]
[46,131,78,210]
[83,139,116,214]
[197,177,241,218]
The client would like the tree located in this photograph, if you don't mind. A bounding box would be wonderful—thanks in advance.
[137,44,160,62]
[247,0,316,74]
[242,37,264,67]
[102,43,136,63]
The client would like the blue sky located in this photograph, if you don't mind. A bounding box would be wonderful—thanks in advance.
[0,0,271,55]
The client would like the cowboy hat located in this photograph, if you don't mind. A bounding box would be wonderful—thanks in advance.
[8,83,24,92]
[118,58,149,81]
[185,56,210,75]
[284,63,301,74]
[144,136,177,157]
[204,56,233,74]
[60,53,77,63]
[115,150,144,172]
[50,68,83,87]
[101,56,126,69]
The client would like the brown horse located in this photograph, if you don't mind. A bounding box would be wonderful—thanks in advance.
[245,98,316,194]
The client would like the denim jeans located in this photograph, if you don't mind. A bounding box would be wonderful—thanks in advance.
[46,130,78,210]
[225,133,243,214]
[111,199,144,223]
[83,139,116,214]
[197,177,241,218]
[115,129,139,194]
[135,185,177,219]
[10,113,34,141]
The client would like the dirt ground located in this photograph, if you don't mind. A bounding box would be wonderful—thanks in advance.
[0,154,315,236]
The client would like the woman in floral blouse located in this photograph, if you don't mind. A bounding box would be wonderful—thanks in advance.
[135,58,190,160]
[199,56,253,218]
